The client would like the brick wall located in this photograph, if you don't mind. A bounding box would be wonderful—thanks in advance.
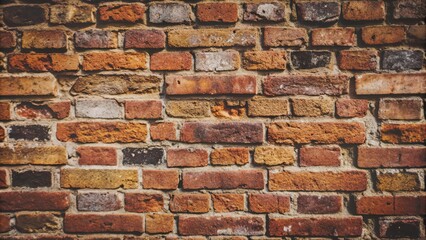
[0,0,425,239]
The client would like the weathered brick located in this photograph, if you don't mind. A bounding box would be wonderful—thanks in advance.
[269,171,367,191]
[297,195,342,214]
[197,2,238,23]
[381,123,426,143]
[61,169,138,189]
[254,146,294,166]
[292,97,334,117]
[22,30,67,50]
[338,50,378,70]
[0,146,67,165]
[124,193,163,213]
[149,2,191,24]
[296,2,340,22]
[264,27,308,47]
[72,75,161,95]
[291,51,331,69]
[167,149,208,167]
[76,99,122,119]
[358,147,426,168]
[123,148,164,165]
[299,146,340,167]
[264,75,349,96]
[143,169,179,190]
[355,73,426,95]
[179,216,264,236]
[168,29,257,48]
[376,172,419,191]
[16,101,70,120]
[243,51,286,70]
[195,51,240,72]
[268,122,365,144]
[342,1,385,21]
[269,217,362,237]
[249,194,289,213]
[75,30,117,49]
[311,28,356,46]
[125,100,162,120]
[183,170,264,190]
[8,53,79,72]
[248,97,289,117]
[50,4,95,24]
[212,194,244,212]
[407,25,426,41]
[0,31,16,49]
[170,193,209,213]
[150,52,192,71]
[166,75,256,95]
[379,218,421,238]
[210,148,249,166]
[211,101,245,119]
[83,52,147,71]
[12,170,51,188]
[8,125,49,141]
[244,3,285,22]
[393,0,425,19]
[124,29,166,49]
[16,213,61,233]
[76,146,117,166]
[336,99,369,118]
[379,98,423,120]
[150,122,177,141]
[0,75,58,96]
[57,122,147,143]
[356,196,426,215]
[181,122,263,144]
[0,191,69,211]
[0,128,4,142]
[0,214,10,232]
[382,50,423,71]
[166,100,210,118]
[146,214,173,234]
[362,26,406,45]
[3,5,46,26]
[99,3,145,23]
[78,192,120,211]
[64,214,143,233]
[0,169,8,188]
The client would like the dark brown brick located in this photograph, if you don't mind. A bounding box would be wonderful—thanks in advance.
[0,191,69,211]
[16,213,61,233]
[12,170,51,188]
[64,214,143,233]
[3,5,46,26]
[124,30,166,49]
[297,195,342,214]
[0,31,16,49]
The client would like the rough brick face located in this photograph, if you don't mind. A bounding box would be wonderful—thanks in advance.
[0,191,69,211]
[296,2,340,23]
[342,1,385,21]
[312,28,356,46]
[124,29,166,49]
[3,5,46,26]
[150,52,192,71]
[264,27,308,47]
[356,73,426,95]
[183,170,264,190]
[170,193,210,213]
[362,26,406,45]
[197,2,238,23]
[22,30,67,50]
[99,3,145,23]
[83,52,147,71]
[75,30,117,49]
[9,53,79,72]
[50,4,95,24]
[64,214,143,233]
[338,50,378,70]
[243,51,286,70]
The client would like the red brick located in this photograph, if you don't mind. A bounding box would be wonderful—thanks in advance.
[183,170,264,190]
[356,196,426,215]
[342,1,385,21]
[210,148,249,166]
[22,30,67,50]
[299,146,340,167]
[0,169,7,188]
[197,2,238,23]
[297,195,342,214]
[356,73,426,95]
[181,122,263,144]
[248,194,289,213]
[0,102,11,121]
[268,122,365,144]
[150,52,192,71]
[362,26,406,45]
[243,50,286,70]
[16,101,70,120]
[312,28,356,46]
[166,75,256,95]
[124,29,166,49]
[395,196,426,215]
[178,216,264,236]
[0,191,69,211]
[269,171,367,191]
[64,214,143,233]
[8,53,79,72]
[167,148,208,167]
[336,99,369,118]
[338,50,378,70]
[150,122,177,141]
[264,27,308,47]
[212,194,244,212]
[124,193,164,213]
[0,31,16,49]
[99,3,145,23]
[0,127,4,142]
[146,214,173,234]
[170,193,210,213]
[125,100,162,120]
[358,147,426,168]
[0,214,10,233]
[379,98,423,120]
[77,146,117,166]
[143,169,179,190]
[381,123,426,143]
[269,217,362,237]
[83,52,147,71]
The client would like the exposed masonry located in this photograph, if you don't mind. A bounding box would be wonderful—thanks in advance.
[0,0,425,239]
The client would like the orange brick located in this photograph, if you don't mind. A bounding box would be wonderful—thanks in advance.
[83,52,147,71]
[249,194,290,213]
[342,1,385,21]
[143,169,179,190]
[8,53,79,72]
[150,122,177,141]
[212,193,244,212]
[167,148,208,167]
[197,2,238,23]
[170,193,210,213]
[125,100,162,120]
[150,52,192,71]
[312,28,356,46]
[362,26,406,45]
[146,214,173,234]
[243,50,286,70]
[210,148,249,166]
[99,3,145,23]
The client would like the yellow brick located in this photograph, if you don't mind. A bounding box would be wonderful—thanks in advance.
[61,169,138,189]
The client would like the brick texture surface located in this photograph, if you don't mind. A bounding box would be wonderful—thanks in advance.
[0,0,424,238]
